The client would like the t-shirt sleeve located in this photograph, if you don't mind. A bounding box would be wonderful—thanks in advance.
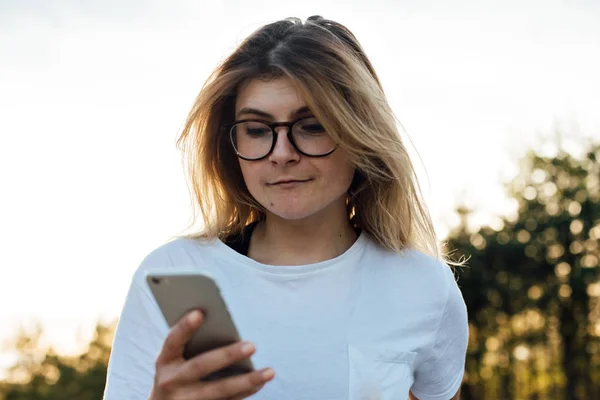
[103,247,171,400]
[410,266,469,400]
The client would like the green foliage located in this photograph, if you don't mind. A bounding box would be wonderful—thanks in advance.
[447,140,600,399]
[0,322,115,400]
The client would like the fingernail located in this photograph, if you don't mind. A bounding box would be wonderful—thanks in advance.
[261,368,274,380]
[188,310,201,324]
[241,342,255,355]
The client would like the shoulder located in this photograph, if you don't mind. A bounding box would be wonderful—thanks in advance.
[400,247,457,287]
[363,238,457,292]
[131,236,221,285]
[358,239,463,323]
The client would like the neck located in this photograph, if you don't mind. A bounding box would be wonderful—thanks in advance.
[248,203,357,266]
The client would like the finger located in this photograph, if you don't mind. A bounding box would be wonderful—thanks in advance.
[176,341,256,382]
[181,368,274,400]
[157,309,203,364]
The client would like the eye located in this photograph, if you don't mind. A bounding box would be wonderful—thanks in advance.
[239,122,271,137]
[247,127,270,136]
[296,118,326,134]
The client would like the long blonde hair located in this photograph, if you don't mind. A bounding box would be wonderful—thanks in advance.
[176,16,448,261]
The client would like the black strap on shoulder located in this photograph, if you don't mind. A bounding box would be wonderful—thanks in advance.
[224,221,259,256]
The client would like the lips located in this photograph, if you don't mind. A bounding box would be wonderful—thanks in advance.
[269,178,311,185]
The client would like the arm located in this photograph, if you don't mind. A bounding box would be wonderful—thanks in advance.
[409,264,469,400]
[103,249,172,399]
[103,278,169,399]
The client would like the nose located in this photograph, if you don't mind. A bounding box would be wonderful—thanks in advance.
[268,126,300,165]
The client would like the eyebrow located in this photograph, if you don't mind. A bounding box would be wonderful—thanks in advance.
[236,106,312,120]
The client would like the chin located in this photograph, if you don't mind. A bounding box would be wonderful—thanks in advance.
[266,205,321,221]
[269,210,314,221]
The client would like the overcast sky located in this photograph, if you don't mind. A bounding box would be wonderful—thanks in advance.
[1,0,599,362]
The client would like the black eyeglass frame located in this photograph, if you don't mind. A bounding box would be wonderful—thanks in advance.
[223,117,338,161]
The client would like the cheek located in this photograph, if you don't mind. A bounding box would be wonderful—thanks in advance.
[322,156,355,192]
[332,166,355,193]
[238,161,266,200]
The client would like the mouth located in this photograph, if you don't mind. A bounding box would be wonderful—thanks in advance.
[269,178,312,186]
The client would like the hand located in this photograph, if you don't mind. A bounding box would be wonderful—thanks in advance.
[149,310,275,400]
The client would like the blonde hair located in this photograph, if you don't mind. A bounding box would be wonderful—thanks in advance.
[176,16,450,262]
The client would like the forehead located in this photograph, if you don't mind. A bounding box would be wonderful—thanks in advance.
[235,77,307,115]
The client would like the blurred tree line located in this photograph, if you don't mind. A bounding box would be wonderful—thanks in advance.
[0,139,598,399]
[448,139,600,399]
[0,323,114,400]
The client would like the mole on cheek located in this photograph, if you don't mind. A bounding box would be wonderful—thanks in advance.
[270,202,274,206]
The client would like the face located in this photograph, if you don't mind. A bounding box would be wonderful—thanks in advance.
[234,76,355,221]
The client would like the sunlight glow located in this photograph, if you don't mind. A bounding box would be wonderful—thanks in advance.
[1,0,599,356]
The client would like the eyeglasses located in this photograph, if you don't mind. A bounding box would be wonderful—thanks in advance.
[223,117,337,161]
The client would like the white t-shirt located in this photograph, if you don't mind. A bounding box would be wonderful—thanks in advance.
[103,232,468,400]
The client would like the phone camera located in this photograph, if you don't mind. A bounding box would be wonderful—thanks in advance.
[151,277,161,284]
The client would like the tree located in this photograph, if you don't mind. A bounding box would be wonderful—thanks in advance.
[447,139,600,399]
[0,321,115,400]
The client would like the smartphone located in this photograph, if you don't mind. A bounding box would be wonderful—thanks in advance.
[146,271,254,381]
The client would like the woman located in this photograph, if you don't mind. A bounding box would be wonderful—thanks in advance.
[103,16,468,400]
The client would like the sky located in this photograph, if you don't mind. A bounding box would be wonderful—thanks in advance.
[1,0,599,366]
